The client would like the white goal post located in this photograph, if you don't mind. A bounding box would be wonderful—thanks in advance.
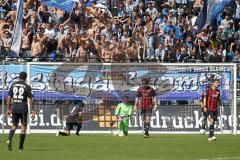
[23,62,238,134]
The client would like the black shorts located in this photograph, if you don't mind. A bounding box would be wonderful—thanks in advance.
[141,108,153,117]
[66,122,80,130]
[12,113,28,125]
[208,110,217,121]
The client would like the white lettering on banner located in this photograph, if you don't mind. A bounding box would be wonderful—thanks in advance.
[31,73,46,91]
[51,109,61,126]
[173,75,199,92]
[0,109,239,130]
[228,115,232,127]
[64,76,74,92]
[173,116,184,128]
[74,76,91,96]
[0,68,229,99]
[194,110,200,128]
[217,115,227,129]
[161,116,170,128]
[129,116,139,127]
[155,76,174,93]
[38,110,45,126]
[7,117,12,126]
[151,111,161,128]
[184,117,194,128]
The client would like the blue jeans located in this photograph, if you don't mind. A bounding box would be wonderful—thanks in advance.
[146,35,155,60]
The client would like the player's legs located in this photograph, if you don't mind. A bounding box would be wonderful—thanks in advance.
[7,113,20,151]
[58,122,72,136]
[208,111,217,141]
[76,122,82,136]
[201,111,207,130]
[122,119,129,136]
[19,113,28,151]
[117,116,124,136]
[142,109,152,138]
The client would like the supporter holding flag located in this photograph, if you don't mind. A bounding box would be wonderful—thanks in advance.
[196,0,231,31]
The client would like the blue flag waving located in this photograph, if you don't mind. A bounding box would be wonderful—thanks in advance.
[42,0,74,12]
[196,0,230,30]
[10,0,23,57]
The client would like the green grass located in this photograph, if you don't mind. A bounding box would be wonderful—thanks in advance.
[0,134,240,160]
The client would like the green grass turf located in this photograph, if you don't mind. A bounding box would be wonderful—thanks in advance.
[0,134,240,160]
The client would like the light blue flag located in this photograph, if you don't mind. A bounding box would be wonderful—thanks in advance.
[10,0,23,57]
[196,0,230,30]
[42,0,74,12]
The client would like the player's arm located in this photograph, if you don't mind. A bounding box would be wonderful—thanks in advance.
[7,85,13,116]
[200,101,204,108]
[134,97,138,113]
[128,105,133,117]
[153,96,157,112]
[203,93,208,113]
[134,88,141,113]
[152,88,157,112]
[115,104,121,116]
[29,97,35,120]
[28,86,35,120]
[7,96,12,116]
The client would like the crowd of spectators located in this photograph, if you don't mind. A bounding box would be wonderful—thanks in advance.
[0,0,240,63]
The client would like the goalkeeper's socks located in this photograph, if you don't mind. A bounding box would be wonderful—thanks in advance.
[209,125,214,137]
[59,131,69,136]
[8,129,15,145]
[19,133,26,150]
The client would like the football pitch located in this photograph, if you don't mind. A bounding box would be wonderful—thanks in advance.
[0,134,240,160]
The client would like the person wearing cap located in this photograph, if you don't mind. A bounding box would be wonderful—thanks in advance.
[6,71,35,151]
[203,79,223,141]
[56,100,84,136]
[114,96,133,137]
[134,77,157,138]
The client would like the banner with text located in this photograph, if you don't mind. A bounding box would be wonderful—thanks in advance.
[0,64,233,102]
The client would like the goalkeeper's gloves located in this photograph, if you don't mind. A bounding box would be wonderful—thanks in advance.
[154,104,157,112]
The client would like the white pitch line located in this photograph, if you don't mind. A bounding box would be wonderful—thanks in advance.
[198,157,240,160]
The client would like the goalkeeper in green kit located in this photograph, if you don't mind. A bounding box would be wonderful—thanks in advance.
[114,96,133,137]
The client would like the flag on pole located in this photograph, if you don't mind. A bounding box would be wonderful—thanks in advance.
[10,0,23,57]
[41,0,74,12]
[196,0,230,31]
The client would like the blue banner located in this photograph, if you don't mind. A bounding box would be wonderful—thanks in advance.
[0,64,233,102]
[42,0,74,12]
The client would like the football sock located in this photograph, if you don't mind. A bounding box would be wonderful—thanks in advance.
[209,125,214,137]
[8,129,15,145]
[144,122,150,135]
[202,116,206,130]
[19,133,26,150]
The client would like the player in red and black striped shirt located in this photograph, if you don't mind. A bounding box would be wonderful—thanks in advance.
[203,79,223,141]
[134,77,157,138]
